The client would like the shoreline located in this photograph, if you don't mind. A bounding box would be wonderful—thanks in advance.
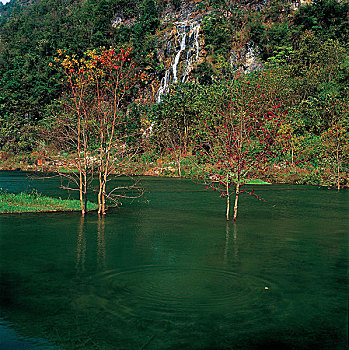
[0,208,98,214]
[0,165,348,189]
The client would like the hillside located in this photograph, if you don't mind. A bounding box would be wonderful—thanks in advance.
[0,0,348,187]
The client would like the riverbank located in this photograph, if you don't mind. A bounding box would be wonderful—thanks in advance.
[0,190,98,214]
[0,154,348,188]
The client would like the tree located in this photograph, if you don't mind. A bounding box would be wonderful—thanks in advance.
[293,0,349,44]
[87,47,145,215]
[50,47,145,216]
[320,123,349,190]
[197,76,287,221]
[47,49,96,216]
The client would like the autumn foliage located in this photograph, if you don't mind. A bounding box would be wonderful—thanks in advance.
[50,47,145,215]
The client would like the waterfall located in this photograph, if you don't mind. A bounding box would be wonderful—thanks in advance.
[156,70,170,103]
[156,21,200,103]
[182,23,200,83]
[172,27,186,84]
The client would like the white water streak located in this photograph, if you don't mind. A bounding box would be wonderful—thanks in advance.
[156,21,200,103]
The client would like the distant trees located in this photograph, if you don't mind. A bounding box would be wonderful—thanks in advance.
[146,39,348,192]
[293,0,348,43]
[151,85,198,176]
[0,0,160,152]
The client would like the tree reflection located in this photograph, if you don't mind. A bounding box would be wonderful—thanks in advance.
[224,222,239,264]
[76,216,86,274]
[97,216,106,270]
[76,216,107,274]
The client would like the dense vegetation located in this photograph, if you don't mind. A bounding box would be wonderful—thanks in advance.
[0,0,348,190]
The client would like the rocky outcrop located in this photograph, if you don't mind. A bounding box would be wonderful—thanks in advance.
[136,0,308,104]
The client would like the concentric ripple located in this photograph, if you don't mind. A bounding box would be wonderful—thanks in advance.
[91,266,285,316]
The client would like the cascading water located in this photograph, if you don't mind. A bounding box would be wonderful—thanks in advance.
[182,23,200,83]
[156,70,170,104]
[172,27,187,84]
[156,22,200,103]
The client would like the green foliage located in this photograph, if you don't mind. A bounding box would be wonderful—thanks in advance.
[202,14,234,59]
[193,62,216,85]
[267,46,294,65]
[0,0,160,152]
[247,10,292,61]
[293,0,349,43]
[246,0,348,61]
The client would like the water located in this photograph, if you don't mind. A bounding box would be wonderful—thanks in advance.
[156,22,200,103]
[0,171,348,349]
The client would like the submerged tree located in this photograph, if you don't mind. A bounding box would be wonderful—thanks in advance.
[198,77,288,221]
[49,47,145,215]
[46,50,96,216]
[86,48,145,214]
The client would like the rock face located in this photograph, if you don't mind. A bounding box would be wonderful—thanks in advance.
[149,0,209,103]
[137,0,303,103]
[231,43,263,74]
[156,21,201,102]
[145,0,266,103]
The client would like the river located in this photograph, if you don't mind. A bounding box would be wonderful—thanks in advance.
[0,171,348,349]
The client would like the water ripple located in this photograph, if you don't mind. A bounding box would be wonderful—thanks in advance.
[91,266,285,317]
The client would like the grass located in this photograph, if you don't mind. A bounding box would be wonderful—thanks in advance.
[0,190,98,214]
[243,179,271,185]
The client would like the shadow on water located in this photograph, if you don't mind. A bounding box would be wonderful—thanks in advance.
[0,173,348,349]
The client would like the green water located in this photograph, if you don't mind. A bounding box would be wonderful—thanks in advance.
[0,171,348,349]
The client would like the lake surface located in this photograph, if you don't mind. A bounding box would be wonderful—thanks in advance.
[0,171,348,349]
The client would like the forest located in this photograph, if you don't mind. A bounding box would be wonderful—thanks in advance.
[0,0,348,193]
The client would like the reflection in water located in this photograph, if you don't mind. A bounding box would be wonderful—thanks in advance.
[97,217,106,270]
[223,223,230,264]
[76,217,86,274]
[76,217,107,273]
[224,223,239,265]
[233,223,238,261]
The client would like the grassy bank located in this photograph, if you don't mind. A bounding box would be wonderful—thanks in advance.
[0,190,98,214]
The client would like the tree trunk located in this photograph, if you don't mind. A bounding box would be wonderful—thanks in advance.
[233,181,240,221]
[336,147,340,191]
[97,174,106,215]
[98,171,103,215]
[178,156,181,177]
[226,174,230,221]
[84,192,88,214]
[226,195,230,221]
[79,171,85,216]
[83,172,88,214]
[101,182,106,215]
